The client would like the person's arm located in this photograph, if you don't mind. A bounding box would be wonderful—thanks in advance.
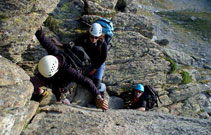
[136,100,147,112]
[90,42,107,75]
[35,27,60,55]
[137,107,146,111]
[95,94,108,111]
[51,38,63,47]
[95,42,107,69]
[64,66,108,110]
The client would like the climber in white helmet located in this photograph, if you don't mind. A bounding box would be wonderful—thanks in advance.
[30,27,108,111]
[74,22,107,98]
[38,55,59,78]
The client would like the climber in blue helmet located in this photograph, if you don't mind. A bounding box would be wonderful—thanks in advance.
[131,84,147,111]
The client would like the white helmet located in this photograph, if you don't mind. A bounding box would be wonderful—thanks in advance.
[89,23,102,37]
[38,55,59,78]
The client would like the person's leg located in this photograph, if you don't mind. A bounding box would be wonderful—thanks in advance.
[30,75,45,94]
[30,75,49,101]
[94,62,105,81]
[99,83,106,98]
[93,63,105,89]
[86,63,105,89]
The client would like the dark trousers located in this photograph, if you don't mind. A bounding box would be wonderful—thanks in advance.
[30,74,62,101]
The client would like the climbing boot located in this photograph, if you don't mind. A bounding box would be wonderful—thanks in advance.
[38,88,49,102]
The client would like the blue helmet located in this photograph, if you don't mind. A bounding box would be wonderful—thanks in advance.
[134,84,144,92]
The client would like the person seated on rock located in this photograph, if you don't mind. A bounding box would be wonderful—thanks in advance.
[30,27,108,111]
[131,84,147,111]
[74,23,107,96]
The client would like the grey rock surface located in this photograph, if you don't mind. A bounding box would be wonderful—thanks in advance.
[167,73,183,84]
[168,83,211,103]
[108,96,124,109]
[163,48,195,66]
[22,104,211,135]
[0,0,211,134]
[183,69,201,81]
[0,0,60,63]
[112,12,153,38]
[0,57,39,135]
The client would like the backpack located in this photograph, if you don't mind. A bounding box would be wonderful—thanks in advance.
[63,43,91,74]
[94,18,114,49]
[144,85,162,110]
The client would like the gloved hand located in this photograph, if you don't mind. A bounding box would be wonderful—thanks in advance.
[96,94,108,110]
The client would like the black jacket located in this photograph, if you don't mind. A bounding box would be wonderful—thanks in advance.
[74,34,107,69]
[131,94,148,109]
[35,29,100,98]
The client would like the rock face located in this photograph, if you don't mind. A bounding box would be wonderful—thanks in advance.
[22,104,211,135]
[163,48,195,66]
[0,57,39,135]
[0,0,60,63]
[0,0,211,135]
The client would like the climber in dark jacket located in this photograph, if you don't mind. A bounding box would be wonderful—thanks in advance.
[131,84,147,111]
[74,23,107,89]
[30,27,108,110]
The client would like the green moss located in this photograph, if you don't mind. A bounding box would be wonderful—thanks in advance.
[14,17,23,25]
[161,83,167,90]
[44,15,61,33]
[200,73,205,78]
[181,70,192,84]
[0,12,9,19]
[73,28,87,34]
[23,123,29,131]
[198,80,210,84]
[165,57,177,74]
[95,10,117,18]
[92,0,101,2]
[137,9,153,17]
[60,3,70,12]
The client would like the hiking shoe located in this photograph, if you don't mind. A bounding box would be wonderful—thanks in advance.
[62,98,71,105]
[38,89,49,102]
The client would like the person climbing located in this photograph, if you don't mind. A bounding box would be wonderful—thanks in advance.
[30,27,108,111]
[74,22,108,96]
[131,84,147,111]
